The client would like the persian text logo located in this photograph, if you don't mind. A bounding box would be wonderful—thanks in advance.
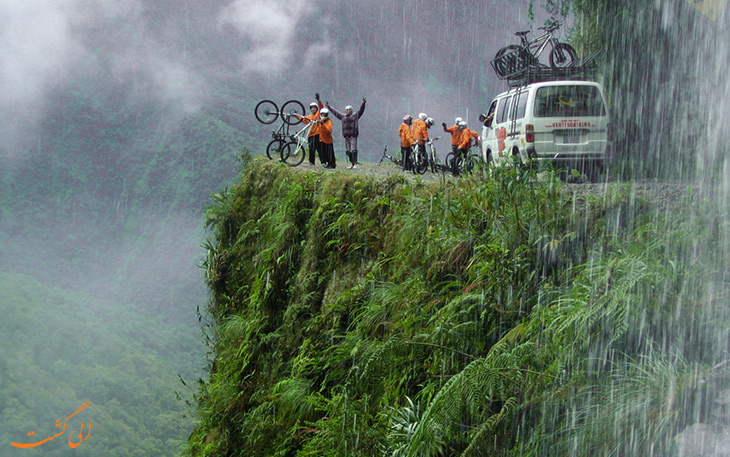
[11,401,92,449]
[685,0,730,20]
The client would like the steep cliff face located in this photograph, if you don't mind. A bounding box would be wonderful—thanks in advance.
[186,158,729,457]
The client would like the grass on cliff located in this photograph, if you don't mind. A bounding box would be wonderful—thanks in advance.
[186,157,729,457]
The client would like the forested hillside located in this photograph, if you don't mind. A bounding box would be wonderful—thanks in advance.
[0,80,251,455]
[0,272,199,456]
[186,158,729,456]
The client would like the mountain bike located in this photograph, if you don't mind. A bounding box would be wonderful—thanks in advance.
[256,99,309,163]
[445,148,484,176]
[279,121,313,166]
[411,141,429,175]
[255,99,306,125]
[378,145,403,167]
[425,137,450,174]
[493,22,576,77]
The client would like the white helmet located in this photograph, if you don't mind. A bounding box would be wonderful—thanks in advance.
[345,105,353,111]
[425,117,434,128]
[458,121,467,129]
[418,112,427,121]
[455,117,463,124]
[320,108,329,117]
[309,102,318,108]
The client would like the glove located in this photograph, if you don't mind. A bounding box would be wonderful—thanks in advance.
[442,122,447,129]
[362,97,367,103]
[315,92,320,100]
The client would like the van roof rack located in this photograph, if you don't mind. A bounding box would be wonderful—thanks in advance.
[491,50,602,87]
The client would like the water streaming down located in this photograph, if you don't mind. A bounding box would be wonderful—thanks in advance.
[549,3,730,456]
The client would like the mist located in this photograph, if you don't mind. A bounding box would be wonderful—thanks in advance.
[0,0,556,454]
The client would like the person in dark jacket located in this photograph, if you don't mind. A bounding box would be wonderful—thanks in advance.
[326,98,367,169]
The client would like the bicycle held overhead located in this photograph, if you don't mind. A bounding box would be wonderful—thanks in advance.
[254,99,311,166]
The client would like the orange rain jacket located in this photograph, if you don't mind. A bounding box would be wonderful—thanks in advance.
[444,124,461,146]
[398,122,414,147]
[458,128,479,150]
[298,100,324,137]
[412,119,429,145]
[318,118,334,144]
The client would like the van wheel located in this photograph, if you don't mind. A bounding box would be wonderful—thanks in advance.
[512,147,524,169]
[586,162,604,182]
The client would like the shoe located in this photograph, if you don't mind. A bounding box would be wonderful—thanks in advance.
[352,164,358,169]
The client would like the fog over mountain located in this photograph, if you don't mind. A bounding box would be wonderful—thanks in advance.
[1,0,550,161]
[0,1,554,454]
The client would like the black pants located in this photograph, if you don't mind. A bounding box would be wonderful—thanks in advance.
[401,146,411,170]
[320,142,336,167]
[308,135,321,164]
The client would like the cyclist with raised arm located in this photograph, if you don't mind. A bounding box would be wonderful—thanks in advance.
[326,98,367,169]
[442,117,463,156]
[452,121,479,176]
[294,93,324,165]
[398,115,414,171]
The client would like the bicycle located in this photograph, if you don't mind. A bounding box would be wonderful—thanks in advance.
[279,121,313,166]
[424,137,450,174]
[410,141,429,175]
[445,147,484,176]
[378,145,403,167]
[255,99,310,164]
[255,99,306,125]
[493,21,577,77]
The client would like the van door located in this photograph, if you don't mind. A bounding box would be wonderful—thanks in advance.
[481,99,498,164]
[494,95,512,159]
[507,89,529,161]
[531,84,608,160]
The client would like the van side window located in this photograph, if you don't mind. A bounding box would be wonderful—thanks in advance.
[534,86,606,117]
[496,96,512,124]
[514,91,528,120]
[485,100,497,127]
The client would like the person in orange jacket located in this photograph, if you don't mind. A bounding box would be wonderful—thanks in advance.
[318,108,336,168]
[295,93,324,165]
[398,115,415,171]
[457,121,479,156]
[412,113,430,167]
[442,117,464,156]
[451,121,479,176]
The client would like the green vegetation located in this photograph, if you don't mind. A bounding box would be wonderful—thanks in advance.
[187,158,729,456]
[0,78,253,456]
[0,272,201,456]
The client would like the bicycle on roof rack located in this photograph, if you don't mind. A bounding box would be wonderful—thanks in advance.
[254,99,312,166]
[493,21,577,78]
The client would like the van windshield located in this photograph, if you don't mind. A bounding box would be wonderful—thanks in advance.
[534,85,606,117]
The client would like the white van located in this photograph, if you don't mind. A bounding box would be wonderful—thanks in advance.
[480,80,610,176]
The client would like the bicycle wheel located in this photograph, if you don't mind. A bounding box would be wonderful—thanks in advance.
[281,100,306,125]
[444,152,456,174]
[469,153,486,176]
[430,154,438,174]
[282,141,305,166]
[493,45,524,77]
[266,139,287,161]
[414,151,428,175]
[549,42,577,68]
[255,100,279,124]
